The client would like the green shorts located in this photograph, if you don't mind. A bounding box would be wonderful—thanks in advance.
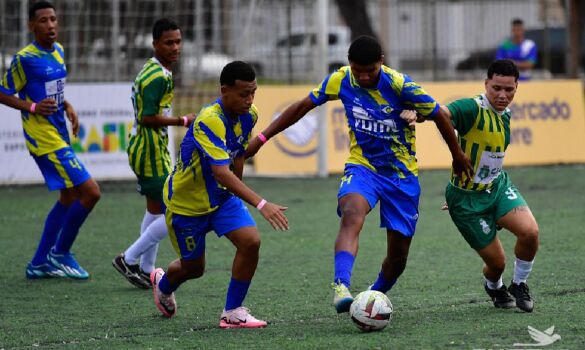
[445,171,527,250]
[137,175,167,201]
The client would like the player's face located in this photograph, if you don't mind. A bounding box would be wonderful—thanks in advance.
[511,24,525,43]
[154,29,182,67]
[29,8,58,47]
[349,59,383,89]
[221,80,257,116]
[485,74,517,112]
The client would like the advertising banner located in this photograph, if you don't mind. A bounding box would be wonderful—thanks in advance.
[0,83,136,184]
[253,80,585,175]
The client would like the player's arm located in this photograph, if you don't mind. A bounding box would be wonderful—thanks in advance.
[232,155,244,180]
[245,95,317,159]
[140,112,196,128]
[0,92,57,116]
[63,100,80,137]
[139,75,195,128]
[433,107,473,179]
[211,164,289,230]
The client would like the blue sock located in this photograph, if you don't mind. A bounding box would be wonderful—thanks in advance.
[371,270,397,293]
[158,274,179,294]
[31,201,68,265]
[334,251,355,288]
[53,201,90,254]
[225,278,251,311]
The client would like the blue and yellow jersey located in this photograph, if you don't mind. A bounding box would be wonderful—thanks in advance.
[163,99,258,216]
[0,42,69,156]
[310,65,439,178]
[447,94,511,191]
[128,57,174,178]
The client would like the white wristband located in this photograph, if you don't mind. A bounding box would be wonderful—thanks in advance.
[256,199,267,210]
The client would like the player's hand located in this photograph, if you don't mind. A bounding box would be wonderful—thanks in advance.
[259,202,288,230]
[399,110,417,126]
[244,136,264,159]
[37,98,58,116]
[64,101,80,137]
[441,202,448,210]
[452,150,474,185]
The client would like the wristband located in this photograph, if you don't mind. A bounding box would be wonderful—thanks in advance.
[256,199,267,210]
[257,132,268,144]
[181,116,189,127]
[30,103,37,113]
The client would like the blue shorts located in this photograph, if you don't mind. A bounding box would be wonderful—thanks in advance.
[32,147,92,191]
[166,195,256,260]
[337,164,420,237]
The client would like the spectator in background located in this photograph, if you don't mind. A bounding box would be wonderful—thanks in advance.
[496,18,537,81]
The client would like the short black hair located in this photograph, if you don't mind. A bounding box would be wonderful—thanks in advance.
[152,18,180,41]
[220,61,256,86]
[511,18,524,26]
[487,59,519,81]
[347,35,383,65]
[29,1,55,21]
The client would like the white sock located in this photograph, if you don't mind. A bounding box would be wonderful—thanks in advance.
[485,276,503,290]
[124,211,160,264]
[513,258,534,284]
[139,216,169,273]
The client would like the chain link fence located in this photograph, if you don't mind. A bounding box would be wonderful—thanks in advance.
[0,0,572,114]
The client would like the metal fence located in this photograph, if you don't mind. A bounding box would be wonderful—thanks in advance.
[0,0,572,113]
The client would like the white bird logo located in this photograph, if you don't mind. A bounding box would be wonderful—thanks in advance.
[513,326,561,347]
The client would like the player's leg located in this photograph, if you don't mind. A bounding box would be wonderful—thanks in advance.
[477,237,515,308]
[210,197,265,328]
[445,182,515,308]
[370,174,419,294]
[332,166,376,312]
[151,209,209,318]
[138,178,168,275]
[495,182,538,312]
[371,230,412,293]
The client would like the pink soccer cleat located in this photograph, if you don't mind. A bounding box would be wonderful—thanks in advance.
[219,307,267,329]
[150,268,177,318]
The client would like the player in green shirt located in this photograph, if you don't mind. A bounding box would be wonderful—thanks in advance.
[404,59,539,312]
[112,18,195,288]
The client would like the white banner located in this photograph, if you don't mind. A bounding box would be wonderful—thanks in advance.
[0,83,137,185]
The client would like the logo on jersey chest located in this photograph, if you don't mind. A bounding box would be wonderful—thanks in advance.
[352,105,398,138]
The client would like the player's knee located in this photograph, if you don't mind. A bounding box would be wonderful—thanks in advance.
[340,208,366,228]
[240,235,261,254]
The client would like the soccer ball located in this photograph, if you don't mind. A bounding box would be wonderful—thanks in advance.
[349,290,393,332]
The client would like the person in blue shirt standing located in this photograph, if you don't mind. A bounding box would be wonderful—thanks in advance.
[496,18,537,81]
[245,35,473,313]
[0,1,101,280]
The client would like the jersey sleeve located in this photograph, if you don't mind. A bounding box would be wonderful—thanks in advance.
[243,105,259,150]
[140,74,166,116]
[446,98,479,135]
[400,74,440,119]
[309,69,345,106]
[192,114,230,165]
[0,55,26,95]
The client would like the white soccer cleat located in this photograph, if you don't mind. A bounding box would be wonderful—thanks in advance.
[150,268,177,318]
[219,307,267,329]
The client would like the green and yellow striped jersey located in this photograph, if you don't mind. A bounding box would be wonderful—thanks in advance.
[127,57,174,178]
[447,94,511,191]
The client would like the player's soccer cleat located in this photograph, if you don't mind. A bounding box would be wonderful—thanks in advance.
[219,307,267,329]
[48,249,89,279]
[484,283,516,308]
[508,281,534,313]
[25,262,66,279]
[112,253,151,289]
[332,282,354,313]
[150,268,177,318]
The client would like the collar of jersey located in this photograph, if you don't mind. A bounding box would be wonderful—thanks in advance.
[32,41,56,53]
[349,68,384,91]
[479,93,509,116]
[151,56,172,77]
